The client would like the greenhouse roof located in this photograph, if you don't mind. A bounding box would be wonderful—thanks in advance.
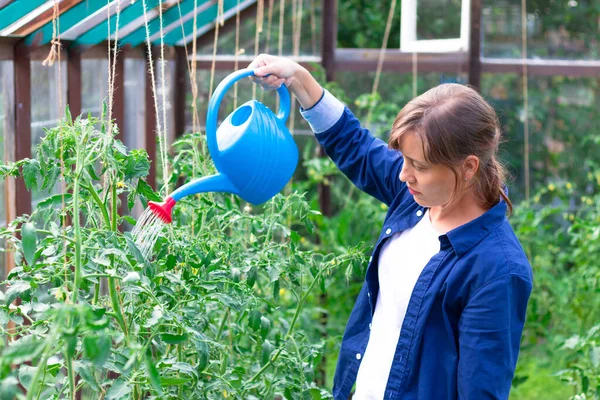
[0,0,254,48]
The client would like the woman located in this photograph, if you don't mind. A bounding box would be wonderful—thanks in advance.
[249,54,533,400]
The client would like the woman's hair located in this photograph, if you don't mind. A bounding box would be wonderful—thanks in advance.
[388,83,513,214]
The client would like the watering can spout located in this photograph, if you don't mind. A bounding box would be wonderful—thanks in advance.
[147,174,238,224]
[170,174,239,201]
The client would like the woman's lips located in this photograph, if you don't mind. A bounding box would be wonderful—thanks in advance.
[408,187,421,195]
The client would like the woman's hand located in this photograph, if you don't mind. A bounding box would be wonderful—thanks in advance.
[247,54,323,110]
[247,54,303,91]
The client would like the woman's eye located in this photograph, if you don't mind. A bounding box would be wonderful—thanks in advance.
[413,164,424,171]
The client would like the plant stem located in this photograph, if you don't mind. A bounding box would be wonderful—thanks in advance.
[246,265,326,384]
[83,182,111,229]
[66,351,76,400]
[105,176,129,338]
[71,176,82,304]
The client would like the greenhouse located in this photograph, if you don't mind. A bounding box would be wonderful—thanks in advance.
[0,0,598,398]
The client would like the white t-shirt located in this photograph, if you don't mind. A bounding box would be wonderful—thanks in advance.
[354,210,442,399]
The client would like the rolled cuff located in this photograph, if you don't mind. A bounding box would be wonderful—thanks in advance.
[300,89,346,134]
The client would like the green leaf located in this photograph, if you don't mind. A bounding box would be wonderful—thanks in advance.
[248,310,262,332]
[161,333,188,345]
[17,365,36,390]
[246,266,258,288]
[83,335,111,368]
[5,281,31,305]
[22,159,39,191]
[37,193,72,209]
[160,377,191,385]
[124,149,150,179]
[105,379,131,400]
[196,340,209,372]
[261,340,275,366]
[21,223,37,266]
[75,361,102,392]
[310,388,322,400]
[136,179,162,202]
[260,316,271,340]
[0,377,19,400]
[1,336,44,365]
[145,350,162,394]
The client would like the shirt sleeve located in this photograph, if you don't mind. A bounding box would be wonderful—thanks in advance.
[300,89,405,206]
[457,274,532,399]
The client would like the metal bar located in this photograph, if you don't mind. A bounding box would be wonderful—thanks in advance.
[60,0,133,41]
[67,47,82,118]
[334,48,469,73]
[10,0,84,36]
[481,58,600,77]
[468,0,481,90]
[0,0,15,11]
[13,42,32,219]
[173,46,187,138]
[109,0,180,40]
[188,55,321,70]
[145,47,157,191]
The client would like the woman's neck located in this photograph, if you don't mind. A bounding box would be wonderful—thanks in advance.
[428,190,488,233]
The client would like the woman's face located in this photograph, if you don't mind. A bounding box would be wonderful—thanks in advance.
[398,132,458,208]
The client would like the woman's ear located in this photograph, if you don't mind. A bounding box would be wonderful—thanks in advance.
[463,156,480,181]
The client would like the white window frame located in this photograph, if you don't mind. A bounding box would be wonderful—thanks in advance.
[400,0,471,53]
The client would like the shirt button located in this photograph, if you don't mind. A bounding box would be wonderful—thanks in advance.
[369,256,373,263]
[385,228,392,235]
[416,210,423,217]
[369,323,372,329]
[356,353,362,360]
[367,292,371,298]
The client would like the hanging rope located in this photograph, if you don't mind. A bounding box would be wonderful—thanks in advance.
[234,0,242,109]
[209,0,225,99]
[309,0,316,55]
[259,0,275,103]
[521,0,530,200]
[141,0,169,198]
[366,0,397,127]
[158,0,170,195]
[288,0,302,134]
[278,0,285,55]
[107,0,121,139]
[252,0,265,100]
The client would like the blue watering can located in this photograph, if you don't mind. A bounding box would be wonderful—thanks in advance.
[148,68,299,223]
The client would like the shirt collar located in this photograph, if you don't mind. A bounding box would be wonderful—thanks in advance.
[442,199,508,257]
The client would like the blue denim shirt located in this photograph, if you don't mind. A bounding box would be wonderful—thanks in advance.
[302,91,533,400]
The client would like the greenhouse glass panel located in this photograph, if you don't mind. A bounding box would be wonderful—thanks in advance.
[481,73,598,203]
[124,58,146,151]
[482,0,599,60]
[81,59,109,117]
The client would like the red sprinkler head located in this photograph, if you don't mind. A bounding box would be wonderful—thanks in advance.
[148,197,176,224]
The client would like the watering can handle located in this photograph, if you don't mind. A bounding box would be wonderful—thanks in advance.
[206,68,291,158]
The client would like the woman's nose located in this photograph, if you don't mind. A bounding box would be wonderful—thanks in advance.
[399,164,411,183]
